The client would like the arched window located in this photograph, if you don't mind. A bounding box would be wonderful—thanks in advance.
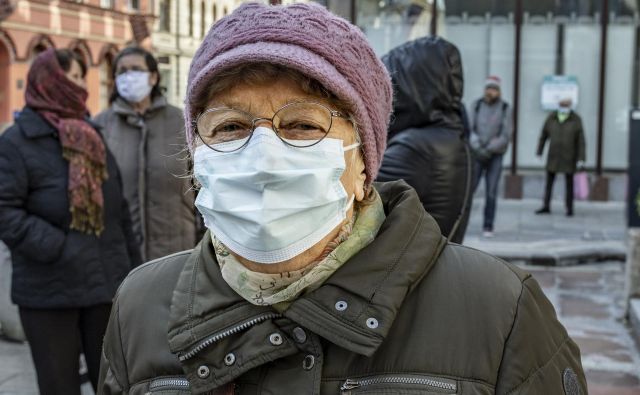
[200,1,206,37]
[159,0,171,32]
[189,0,194,36]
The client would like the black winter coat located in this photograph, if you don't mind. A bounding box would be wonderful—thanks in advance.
[377,36,472,243]
[0,108,141,309]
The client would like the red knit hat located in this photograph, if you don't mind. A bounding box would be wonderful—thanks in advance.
[485,75,501,90]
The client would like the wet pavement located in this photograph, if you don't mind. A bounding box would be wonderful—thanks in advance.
[527,263,640,394]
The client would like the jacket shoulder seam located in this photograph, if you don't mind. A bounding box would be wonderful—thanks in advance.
[127,249,193,277]
[503,335,573,395]
[446,244,531,282]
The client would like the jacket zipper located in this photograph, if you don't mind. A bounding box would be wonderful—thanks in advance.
[179,312,282,361]
[147,376,190,392]
[340,375,457,394]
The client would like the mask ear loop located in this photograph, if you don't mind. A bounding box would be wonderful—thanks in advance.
[343,142,360,152]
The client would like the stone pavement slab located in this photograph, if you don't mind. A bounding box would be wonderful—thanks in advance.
[465,198,627,265]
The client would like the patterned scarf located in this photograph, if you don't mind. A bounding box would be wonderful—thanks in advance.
[25,49,107,235]
[214,189,386,311]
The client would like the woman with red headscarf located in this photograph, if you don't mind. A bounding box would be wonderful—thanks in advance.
[0,49,140,394]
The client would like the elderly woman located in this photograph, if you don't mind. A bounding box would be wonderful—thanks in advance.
[98,4,586,395]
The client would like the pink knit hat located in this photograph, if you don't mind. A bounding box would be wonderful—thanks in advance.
[184,2,393,182]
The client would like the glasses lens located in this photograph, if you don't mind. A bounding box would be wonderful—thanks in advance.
[196,109,253,152]
[273,103,332,147]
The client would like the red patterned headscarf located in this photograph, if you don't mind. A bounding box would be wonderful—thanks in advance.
[25,49,107,235]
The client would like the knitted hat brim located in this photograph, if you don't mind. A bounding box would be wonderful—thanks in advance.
[185,41,379,183]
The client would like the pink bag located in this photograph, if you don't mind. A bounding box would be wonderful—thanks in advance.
[574,172,589,200]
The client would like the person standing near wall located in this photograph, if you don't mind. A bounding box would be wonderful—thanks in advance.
[469,76,512,238]
[94,47,197,262]
[0,49,140,395]
[535,98,586,217]
[377,36,472,244]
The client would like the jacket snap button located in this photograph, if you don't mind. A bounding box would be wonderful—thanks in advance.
[269,333,283,346]
[302,355,315,370]
[293,327,307,343]
[335,301,348,311]
[366,317,379,329]
[197,365,210,379]
[224,353,236,366]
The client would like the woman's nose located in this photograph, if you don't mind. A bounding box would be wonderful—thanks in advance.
[253,118,274,129]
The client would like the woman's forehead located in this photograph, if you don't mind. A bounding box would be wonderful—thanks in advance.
[206,77,333,114]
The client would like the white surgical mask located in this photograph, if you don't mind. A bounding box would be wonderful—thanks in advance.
[116,71,152,103]
[193,127,359,264]
[558,107,571,114]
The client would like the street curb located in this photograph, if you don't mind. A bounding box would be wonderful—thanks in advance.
[630,299,640,350]
[464,240,626,266]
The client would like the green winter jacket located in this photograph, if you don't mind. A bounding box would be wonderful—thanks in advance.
[98,181,586,395]
[537,111,586,174]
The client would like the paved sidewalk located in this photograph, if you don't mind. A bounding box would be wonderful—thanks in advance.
[465,198,627,265]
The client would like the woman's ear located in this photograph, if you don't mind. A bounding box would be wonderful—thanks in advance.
[354,155,367,202]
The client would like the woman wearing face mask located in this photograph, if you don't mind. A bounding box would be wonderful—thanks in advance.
[98,4,586,395]
[0,49,140,395]
[94,46,197,262]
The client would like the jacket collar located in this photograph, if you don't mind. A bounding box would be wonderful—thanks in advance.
[167,181,446,381]
[17,107,102,139]
[112,95,167,118]
[16,107,57,138]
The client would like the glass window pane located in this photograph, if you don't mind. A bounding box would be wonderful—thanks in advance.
[565,22,600,169]
[603,23,634,169]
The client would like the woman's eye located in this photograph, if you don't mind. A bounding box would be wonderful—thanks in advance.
[282,122,323,132]
[215,122,247,133]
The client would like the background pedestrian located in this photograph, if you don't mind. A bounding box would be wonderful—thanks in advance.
[377,36,472,244]
[469,75,513,237]
[0,48,140,395]
[535,98,586,216]
[94,46,197,262]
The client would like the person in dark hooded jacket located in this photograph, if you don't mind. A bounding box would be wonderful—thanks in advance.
[377,36,472,244]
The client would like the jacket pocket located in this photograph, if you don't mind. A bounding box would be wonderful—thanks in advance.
[146,376,190,394]
[340,374,457,394]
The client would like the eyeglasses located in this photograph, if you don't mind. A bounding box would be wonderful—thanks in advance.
[195,102,350,153]
[115,66,149,76]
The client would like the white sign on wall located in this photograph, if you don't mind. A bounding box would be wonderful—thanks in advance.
[541,75,579,111]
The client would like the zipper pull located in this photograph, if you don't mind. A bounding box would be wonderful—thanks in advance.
[340,379,360,391]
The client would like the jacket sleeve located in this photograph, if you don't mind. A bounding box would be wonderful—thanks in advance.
[575,118,586,163]
[495,277,587,395]
[114,166,142,268]
[487,105,513,154]
[537,118,550,156]
[0,137,66,264]
[98,296,129,395]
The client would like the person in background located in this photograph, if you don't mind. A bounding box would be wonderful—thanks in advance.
[469,75,512,238]
[535,98,586,217]
[377,36,472,244]
[94,47,197,262]
[0,49,140,395]
[99,4,585,394]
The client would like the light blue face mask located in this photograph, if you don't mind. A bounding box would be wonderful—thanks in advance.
[193,127,360,264]
[558,107,571,115]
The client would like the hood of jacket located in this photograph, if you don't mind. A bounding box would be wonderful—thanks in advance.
[382,36,464,138]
